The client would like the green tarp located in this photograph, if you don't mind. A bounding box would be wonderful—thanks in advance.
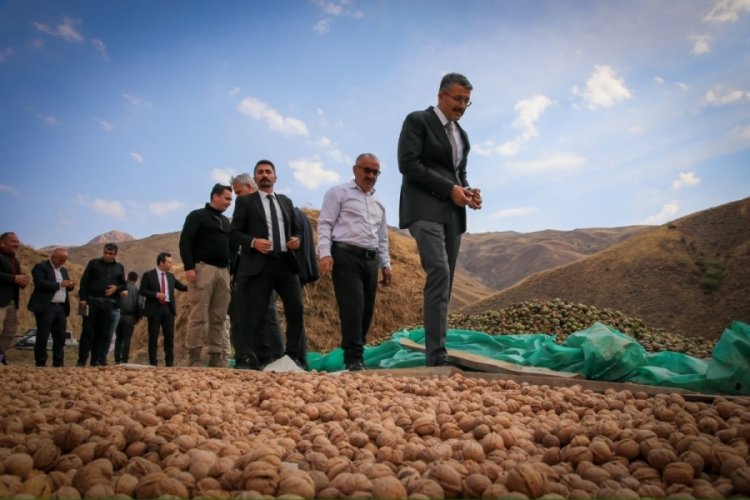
[307,320,750,395]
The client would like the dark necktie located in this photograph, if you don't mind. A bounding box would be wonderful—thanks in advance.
[159,272,166,304]
[267,194,282,254]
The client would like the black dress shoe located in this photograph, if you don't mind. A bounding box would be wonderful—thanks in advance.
[346,361,367,371]
[429,359,451,367]
[234,354,259,370]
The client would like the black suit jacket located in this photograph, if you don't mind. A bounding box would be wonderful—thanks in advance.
[139,269,187,317]
[0,252,21,308]
[230,191,300,277]
[397,106,470,233]
[27,260,73,316]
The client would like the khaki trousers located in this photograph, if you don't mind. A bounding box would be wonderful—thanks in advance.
[0,302,18,353]
[185,263,231,354]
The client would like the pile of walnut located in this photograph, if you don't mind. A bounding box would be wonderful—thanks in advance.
[1,366,749,499]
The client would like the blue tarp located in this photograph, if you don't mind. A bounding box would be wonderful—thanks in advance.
[308,321,750,395]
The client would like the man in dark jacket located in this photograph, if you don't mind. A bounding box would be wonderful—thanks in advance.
[114,271,141,364]
[28,247,76,367]
[139,252,187,366]
[179,183,232,367]
[76,243,127,366]
[0,232,31,364]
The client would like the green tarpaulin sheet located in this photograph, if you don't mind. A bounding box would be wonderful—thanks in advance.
[307,320,750,395]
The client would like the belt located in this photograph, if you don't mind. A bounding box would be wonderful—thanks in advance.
[333,242,378,260]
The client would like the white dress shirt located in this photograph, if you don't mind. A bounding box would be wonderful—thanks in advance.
[260,192,288,252]
[317,180,391,269]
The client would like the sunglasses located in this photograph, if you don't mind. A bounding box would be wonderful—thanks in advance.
[358,166,381,177]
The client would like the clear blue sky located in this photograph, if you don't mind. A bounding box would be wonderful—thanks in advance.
[2,0,749,248]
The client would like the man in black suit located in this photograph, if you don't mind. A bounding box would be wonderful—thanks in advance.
[230,159,307,370]
[0,232,31,364]
[397,72,482,366]
[139,252,187,366]
[28,247,76,367]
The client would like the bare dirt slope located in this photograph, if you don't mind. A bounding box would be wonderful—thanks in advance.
[457,226,650,291]
[460,197,750,341]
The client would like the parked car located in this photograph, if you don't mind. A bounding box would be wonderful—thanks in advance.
[12,329,78,350]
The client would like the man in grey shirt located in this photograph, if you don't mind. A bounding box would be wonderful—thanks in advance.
[317,153,392,371]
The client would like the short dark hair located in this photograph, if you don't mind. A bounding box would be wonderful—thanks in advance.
[439,73,473,92]
[157,252,171,265]
[210,183,232,199]
[0,232,15,242]
[254,159,276,174]
[104,243,118,253]
[127,271,138,281]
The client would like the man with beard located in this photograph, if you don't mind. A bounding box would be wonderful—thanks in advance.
[230,160,307,370]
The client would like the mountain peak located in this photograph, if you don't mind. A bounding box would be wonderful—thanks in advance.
[86,230,135,245]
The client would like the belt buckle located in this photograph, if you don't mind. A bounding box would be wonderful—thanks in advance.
[365,249,377,259]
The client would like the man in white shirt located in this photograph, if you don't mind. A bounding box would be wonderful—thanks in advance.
[28,247,76,367]
[317,153,392,371]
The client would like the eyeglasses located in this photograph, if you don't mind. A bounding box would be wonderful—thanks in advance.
[358,166,381,177]
[444,93,472,107]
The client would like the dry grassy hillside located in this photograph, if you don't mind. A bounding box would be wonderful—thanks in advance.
[460,197,750,341]
[457,226,649,291]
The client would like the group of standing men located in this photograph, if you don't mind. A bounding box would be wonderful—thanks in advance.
[0,71,481,369]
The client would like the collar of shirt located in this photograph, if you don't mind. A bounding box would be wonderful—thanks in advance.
[434,105,450,127]
[349,179,375,196]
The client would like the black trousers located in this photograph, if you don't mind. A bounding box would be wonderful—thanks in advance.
[331,246,378,364]
[78,298,114,366]
[230,287,283,362]
[114,314,137,363]
[243,255,307,366]
[147,304,176,366]
[34,303,67,367]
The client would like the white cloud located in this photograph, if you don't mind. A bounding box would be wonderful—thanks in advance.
[672,171,701,190]
[35,112,58,125]
[91,39,109,61]
[313,0,363,17]
[643,201,680,225]
[94,117,113,131]
[0,47,14,63]
[690,34,711,55]
[149,200,186,217]
[123,93,152,110]
[211,168,236,184]
[629,126,644,135]
[313,20,330,34]
[676,82,690,90]
[578,65,632,110]
[704,0,750,23]
[492,207,537,219]
[76,196,127,219]
[289,158,340,188]
[0,184,18,195]
[237,97,309,136]
[32,17,84,43]
[705,87,750,106]
[740,125,750,139]
[129,152,144,164]
[473,95,553,157]
[316,136,351,164]
[504,152,586,175]
[228,87,240,96]
[654,76,664,85]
